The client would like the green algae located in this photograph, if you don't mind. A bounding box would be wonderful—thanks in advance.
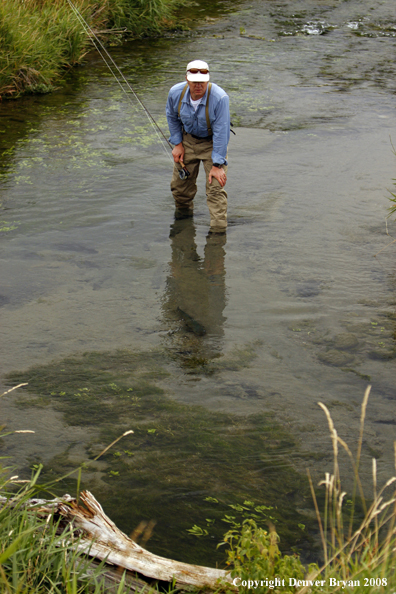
[0,221,19,233]
[165,339,260,375]
[5,346,317,566]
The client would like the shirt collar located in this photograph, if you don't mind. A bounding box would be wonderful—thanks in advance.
[183,85,209,105]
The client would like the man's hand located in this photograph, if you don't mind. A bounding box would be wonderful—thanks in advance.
[172,142,185,164]
[209,166,227,188]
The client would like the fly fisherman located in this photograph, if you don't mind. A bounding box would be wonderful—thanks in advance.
[166,60,230,233]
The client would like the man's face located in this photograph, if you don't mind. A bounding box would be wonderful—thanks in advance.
[186,77,208,101]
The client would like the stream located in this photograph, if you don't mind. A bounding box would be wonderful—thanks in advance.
[1,0,396,566]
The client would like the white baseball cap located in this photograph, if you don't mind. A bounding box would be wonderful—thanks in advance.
[186,60,210,82]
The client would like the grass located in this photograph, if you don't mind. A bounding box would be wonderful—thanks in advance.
[218,386,396,594]
[0,388,106,592]
[302,387,396,593]
[0,0,184,98]
[0,471,107,593]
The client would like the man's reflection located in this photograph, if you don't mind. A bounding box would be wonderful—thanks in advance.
[161,212,227,362]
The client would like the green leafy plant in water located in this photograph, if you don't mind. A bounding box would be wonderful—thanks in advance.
[187,524,209,537]
[218,519,318,593]
[224,501,277,530]
[188,499,277,538]
[0,221,19,232]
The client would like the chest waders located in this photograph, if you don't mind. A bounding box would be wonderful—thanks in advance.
[177,83,212,180]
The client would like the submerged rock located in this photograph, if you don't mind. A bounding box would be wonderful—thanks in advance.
[332,333,359,350]
[318,349,355,367]
[368,349,396,361]
[296,280,322,298]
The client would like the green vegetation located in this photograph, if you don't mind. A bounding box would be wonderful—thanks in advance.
[1,379,396,593]
[0,469,107,593]
[387,161,396,219]
[220,520,317,593]
[0,0,183,98]
[0,384,106,594]
[217,387,396,594]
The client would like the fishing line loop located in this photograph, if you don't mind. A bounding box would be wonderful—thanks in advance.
[67,0,173,163]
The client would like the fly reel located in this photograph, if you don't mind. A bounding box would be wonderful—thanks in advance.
[179,167,190,180]
[178,158,190,180]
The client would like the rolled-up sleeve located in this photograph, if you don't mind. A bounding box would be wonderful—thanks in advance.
[166,89,183,146]
[211,94,230,165]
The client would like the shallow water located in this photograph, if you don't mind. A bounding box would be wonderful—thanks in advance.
[1,0,396,565]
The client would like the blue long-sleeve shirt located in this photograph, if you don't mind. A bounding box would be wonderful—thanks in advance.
[166,82,230,166]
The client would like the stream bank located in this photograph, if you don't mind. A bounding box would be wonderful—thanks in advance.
[0,0,186,98]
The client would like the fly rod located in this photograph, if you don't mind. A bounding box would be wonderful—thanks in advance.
[66,0,177,165]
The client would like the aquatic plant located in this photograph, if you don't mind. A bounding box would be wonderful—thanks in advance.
[219,520,316,594]
[0,0,184,98]
[386,142,396,219]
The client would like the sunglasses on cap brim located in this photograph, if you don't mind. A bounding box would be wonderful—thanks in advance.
[187,69,209,75]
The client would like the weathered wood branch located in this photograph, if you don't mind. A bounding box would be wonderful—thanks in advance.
[29,491,233,591]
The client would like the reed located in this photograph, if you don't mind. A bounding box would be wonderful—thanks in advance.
[299,386,396,593]
[221,386,396,594]
[0,0,183,98]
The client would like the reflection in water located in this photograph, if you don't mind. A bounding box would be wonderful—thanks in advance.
[161,212,227,363]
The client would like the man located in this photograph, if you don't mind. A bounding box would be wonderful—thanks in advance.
[166,60,230,233]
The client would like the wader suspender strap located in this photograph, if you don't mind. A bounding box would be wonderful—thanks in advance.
[178,83,212,136]
[205,83,212,135]
[177,83,188,119]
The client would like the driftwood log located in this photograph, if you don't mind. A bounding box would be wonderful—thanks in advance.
[22,491,233,592]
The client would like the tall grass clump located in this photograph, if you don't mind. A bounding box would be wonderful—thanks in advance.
[0,0,183,98]
[220,386,396,594]
[0,468,110,593]
[304,386,396,593]
[0,0,103,97]
[0,384,106,592]
[107,0,182,34]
